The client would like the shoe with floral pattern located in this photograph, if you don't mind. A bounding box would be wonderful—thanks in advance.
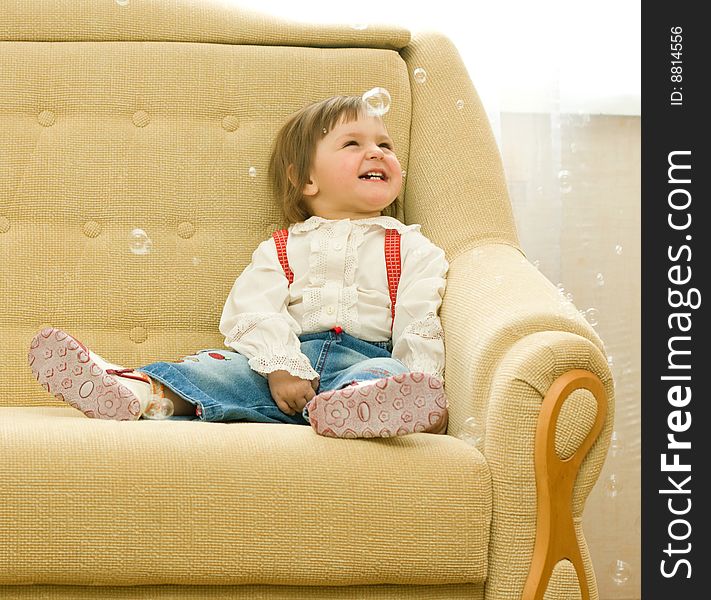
[305,372,448,438]
[28,327,151,421]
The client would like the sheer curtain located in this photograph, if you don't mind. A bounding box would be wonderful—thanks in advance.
[226,2,642,598]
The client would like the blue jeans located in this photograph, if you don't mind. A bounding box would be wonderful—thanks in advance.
[137,329,410,424]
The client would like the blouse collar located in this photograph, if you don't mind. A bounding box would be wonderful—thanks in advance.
[290,215,421,235]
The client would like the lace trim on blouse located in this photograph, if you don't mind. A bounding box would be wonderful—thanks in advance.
[290,215,421,235]
[401,311,445,380]
[224,313,282,344]
[248,347,320,381]
[342,225,364,337]
[403,311,445,341]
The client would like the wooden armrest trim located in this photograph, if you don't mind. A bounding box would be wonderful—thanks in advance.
[522,369,607,600]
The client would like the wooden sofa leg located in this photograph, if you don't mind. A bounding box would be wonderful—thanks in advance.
[522,369,607,600]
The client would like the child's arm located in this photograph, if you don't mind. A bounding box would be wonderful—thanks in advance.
[390,231,449,381]
[219,238,320,384]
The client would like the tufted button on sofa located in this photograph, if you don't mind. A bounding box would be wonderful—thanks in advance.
[0,1,613,598]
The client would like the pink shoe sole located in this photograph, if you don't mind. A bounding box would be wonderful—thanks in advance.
[305,372,448,438]
[28,327,142,421]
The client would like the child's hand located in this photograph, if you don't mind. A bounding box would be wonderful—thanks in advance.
[267,370,319,416]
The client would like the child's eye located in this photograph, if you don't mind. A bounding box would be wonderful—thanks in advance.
[344,141,393,149]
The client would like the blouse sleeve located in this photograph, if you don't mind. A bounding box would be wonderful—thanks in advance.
[390,231,449,381]
[219,238,320,382]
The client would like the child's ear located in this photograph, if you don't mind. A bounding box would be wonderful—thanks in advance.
[301,179,317,196]
[288,164,317,195]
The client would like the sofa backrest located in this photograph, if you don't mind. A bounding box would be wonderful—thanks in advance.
[1,0,517,407]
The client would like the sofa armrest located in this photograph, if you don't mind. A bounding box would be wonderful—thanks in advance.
[440,243,614,599]
[441,243,609,433]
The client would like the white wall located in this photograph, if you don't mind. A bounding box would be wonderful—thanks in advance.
[223,0,640,118]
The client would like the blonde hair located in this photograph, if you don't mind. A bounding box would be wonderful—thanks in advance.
[268,95,400,224]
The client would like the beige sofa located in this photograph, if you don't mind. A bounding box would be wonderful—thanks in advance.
[0,1,614,598]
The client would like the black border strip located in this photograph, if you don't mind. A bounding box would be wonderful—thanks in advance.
[642,3,707,597]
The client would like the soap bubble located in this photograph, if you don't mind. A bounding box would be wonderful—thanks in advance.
[596,272,605,286]
[248,166,257,177]
[584,307,599,326]
[558,170,572,193]
[458,416,484,449]
[455,99,465,110]
[143,395,174,420]
[610,430,624,457]
[608,559,631,586]
[129,228,152,255]
[362,87,391,117]
[413,67,427,84]
[603,473,621,498]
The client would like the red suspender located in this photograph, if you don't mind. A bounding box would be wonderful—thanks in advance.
[384,229,401,335]
[271,228,401,334]
[272,229,294,285]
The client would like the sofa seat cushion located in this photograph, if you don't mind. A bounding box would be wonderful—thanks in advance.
[0,407,491,587]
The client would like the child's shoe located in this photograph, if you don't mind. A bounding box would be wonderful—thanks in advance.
[305,372,448,438]
[28,327,171,421]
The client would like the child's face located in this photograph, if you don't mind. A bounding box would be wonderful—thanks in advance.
[301,114,402,220]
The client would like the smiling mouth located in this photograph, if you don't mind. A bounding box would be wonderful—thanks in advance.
[358,173,388,182]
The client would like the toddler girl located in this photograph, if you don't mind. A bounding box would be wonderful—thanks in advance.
[28,95,449,438]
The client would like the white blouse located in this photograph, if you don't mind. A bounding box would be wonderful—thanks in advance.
[219,215,449,383]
